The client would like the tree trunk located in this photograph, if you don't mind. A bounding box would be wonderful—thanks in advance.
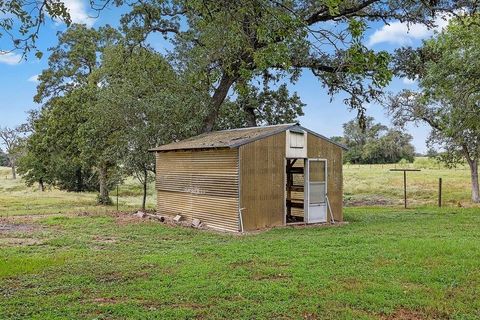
[142,167,148,211]
[11,162,16,180]
[98,164,110,205]
[39,178,45,192]
[244,104,257,127]
[201,73,237,133]
[76,168,83,192]
[467,158,480,203]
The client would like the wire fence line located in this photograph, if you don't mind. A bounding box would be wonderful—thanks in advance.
[344,163,469,171]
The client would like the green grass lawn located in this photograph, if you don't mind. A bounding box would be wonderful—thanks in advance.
[1,163,480,319]
[1,207,480,319]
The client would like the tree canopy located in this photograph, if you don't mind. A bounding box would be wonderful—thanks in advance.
[0,0,71,56]
[3,1,478,129]
[19,25,122,198]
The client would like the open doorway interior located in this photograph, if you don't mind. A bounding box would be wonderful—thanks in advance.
[286,158,305,223]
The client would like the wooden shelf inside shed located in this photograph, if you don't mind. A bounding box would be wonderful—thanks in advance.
[286,200,304,208]
[289,185,304,192]
[286,158,305,223]
[286,167,304,174]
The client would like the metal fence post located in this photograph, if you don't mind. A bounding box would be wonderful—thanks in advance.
[438,178,442,208]
[116,185,119,211]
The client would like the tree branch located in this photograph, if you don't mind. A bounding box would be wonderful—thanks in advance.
[305,0,380,25]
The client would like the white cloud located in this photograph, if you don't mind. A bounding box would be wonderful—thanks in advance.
[402,77,417,85]
[368,14,451,46]
[28,74,39,83]
[59,0,96,27]
[0,52,22,65]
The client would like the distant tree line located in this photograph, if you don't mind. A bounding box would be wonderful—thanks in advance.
[0,126,27,179]
[332,117,415,164]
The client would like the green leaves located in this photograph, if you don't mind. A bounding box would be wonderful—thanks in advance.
[217,81,305,129]
[348,18,366,39]
[116,0,480,130]
[1,0,72,54]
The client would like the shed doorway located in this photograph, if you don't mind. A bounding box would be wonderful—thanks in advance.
[286,158,328,224]
[286,158,305,223]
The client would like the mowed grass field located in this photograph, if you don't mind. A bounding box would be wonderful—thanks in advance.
[0,167,157,216]
[1,162,480,319]
[344,159,475,207]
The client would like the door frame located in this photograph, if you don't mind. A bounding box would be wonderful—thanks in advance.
[304,158,328,223]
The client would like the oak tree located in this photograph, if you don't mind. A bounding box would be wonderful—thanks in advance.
[121,0,477,132]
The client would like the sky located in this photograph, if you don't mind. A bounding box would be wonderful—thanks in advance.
[0,2,451,153]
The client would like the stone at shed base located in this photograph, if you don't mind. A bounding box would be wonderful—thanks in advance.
[147,214,165,222]
[191,219,202,228]
[173,215,182,223]
[135,211,146,218]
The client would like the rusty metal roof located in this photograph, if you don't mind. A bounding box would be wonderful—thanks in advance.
[150,123,347,151]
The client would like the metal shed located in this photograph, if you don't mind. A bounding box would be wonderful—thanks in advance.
[150,123,346,232]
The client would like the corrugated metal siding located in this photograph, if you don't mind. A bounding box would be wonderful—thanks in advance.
[239,132,286,231]
[156,148,239,232]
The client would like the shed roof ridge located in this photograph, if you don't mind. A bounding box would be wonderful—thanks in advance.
[214,122,297,133]
[150,123,348,152]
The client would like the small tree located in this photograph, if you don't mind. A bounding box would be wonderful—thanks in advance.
[0,126,25,179]
[93,44,200,209]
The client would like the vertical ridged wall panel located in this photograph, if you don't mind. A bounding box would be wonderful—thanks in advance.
[239,132,286,231]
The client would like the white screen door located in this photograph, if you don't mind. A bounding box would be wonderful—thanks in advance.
[305,159,327,223]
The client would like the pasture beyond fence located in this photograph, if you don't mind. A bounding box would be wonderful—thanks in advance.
[344,157,469,171]
[344,158,473,207]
